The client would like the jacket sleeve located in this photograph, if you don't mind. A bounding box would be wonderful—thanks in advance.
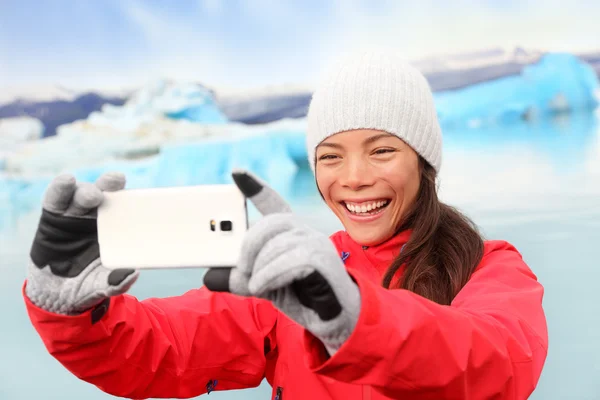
[23,283,278,399]
[302,241,548,399]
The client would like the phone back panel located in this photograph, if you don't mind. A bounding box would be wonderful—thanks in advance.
[97,184,248,269]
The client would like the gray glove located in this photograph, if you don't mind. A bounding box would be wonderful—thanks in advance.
[204,170,361,354]
[25,172,139,320]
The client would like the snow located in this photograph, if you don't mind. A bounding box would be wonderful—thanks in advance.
[412,46,543,75]
[216,84,314,102]
[0,85,78,106]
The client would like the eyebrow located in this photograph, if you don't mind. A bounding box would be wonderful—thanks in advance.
[364,133,395,145]
[318,133,395,149]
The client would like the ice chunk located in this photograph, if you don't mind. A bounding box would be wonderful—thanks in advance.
[0,116,45,147]
[0,116,45,171]
[0,118,307,213]
[123,79,228,124]
[80,80,227,134]
[434,53,600,128]
[215,50,598,125]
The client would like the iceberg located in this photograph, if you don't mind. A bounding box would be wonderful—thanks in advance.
[1,79,232,176]
[0,89,128,138]
[0,116,45,171]
[2,117,306,177]
[0,116,45,147]
[434,53,600,128]
[85,79,228,131]
[2,52,600,223]
[214,51,599,125]
[0,117,308,217]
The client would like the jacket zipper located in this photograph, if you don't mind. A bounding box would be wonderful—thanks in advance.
[275,386,283,400]
[362,385,371,400]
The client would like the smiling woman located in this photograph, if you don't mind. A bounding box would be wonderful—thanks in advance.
[315,128,484,304]
[307,49,487,304]
[23,50,548,400]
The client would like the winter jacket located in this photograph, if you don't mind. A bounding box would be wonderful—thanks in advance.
[23,229,548,399]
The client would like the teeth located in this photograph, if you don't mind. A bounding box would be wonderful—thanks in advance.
[345,200,388,214]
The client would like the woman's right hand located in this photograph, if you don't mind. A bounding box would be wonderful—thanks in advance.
[25,172,139,319]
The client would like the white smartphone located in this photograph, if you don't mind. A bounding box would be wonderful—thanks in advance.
[97,184,248,270]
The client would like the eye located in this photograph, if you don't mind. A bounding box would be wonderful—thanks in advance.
[318,154,339,161]
[373,148,396,155]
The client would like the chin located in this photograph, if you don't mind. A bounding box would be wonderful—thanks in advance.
[346,228,391,247]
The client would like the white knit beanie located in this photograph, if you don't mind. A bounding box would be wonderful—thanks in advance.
[306,51,442,173]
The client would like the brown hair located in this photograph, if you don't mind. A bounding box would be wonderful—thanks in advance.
[381,157,484,305]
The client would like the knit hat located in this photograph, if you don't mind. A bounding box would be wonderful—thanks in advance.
[306,51,442,173]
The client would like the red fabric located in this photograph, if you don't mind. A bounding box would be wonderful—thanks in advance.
[24,230,548,399]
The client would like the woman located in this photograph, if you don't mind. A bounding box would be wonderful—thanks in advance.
[23,51,548,399]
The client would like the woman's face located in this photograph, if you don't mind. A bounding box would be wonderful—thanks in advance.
[315,129,421,246]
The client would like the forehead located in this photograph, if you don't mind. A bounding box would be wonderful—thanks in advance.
[318,129,400,147]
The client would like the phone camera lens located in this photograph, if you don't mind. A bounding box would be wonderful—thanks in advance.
[220,220,232,231]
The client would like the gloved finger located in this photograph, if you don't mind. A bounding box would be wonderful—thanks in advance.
[229,267,251,296]
[203,267,231,292]
[204,266,252,296]
[231,169,291,216]
[107,269,137,286]
[95,171,126,192]
[291,271,342,321]
[237,213,295,277]
[248,233,313,296]
[63,182,104,217]
[105,268,139,296]
[71,263,138,313]
[211,214,294,296]
[42,174,77,214]
[248,235,343,321]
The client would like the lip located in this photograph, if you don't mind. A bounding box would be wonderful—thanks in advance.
[341,198,390,205]
[341,200,390,223]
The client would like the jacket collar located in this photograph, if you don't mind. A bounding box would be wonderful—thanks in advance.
[341,229,412,275]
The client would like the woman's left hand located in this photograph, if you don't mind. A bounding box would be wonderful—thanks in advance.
[204,169,361,354]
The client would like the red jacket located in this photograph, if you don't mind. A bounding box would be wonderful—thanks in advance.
[23,230,548,399]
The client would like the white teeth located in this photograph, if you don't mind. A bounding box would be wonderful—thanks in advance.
[345,200,389,214]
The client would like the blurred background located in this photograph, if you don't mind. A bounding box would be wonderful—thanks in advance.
[1,1,599,399]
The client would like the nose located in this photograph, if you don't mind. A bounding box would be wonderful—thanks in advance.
[338,158,375,190]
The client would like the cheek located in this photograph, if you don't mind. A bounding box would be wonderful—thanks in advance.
[402,169,421,206]
[315,166,335,201]
[384,159,420,201]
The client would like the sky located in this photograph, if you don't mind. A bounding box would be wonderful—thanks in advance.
[0,0,598,92]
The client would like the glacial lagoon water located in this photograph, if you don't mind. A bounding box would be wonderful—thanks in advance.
[1,111,599,399]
